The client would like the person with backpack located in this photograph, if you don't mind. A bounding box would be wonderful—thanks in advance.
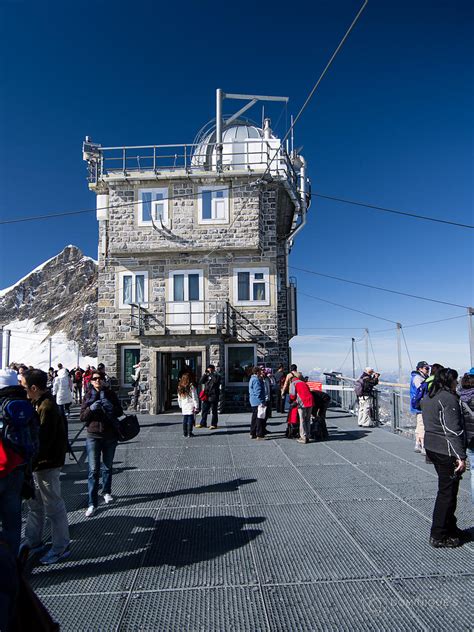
[289,372,314,444]
[20,369,70,565]
[80,370,123,517]
[177,373,199,438]
[196,365,221,429]
[355,368,380,427]
[0,369,38,556]
[410,361,430,453]
[411,363,444,415]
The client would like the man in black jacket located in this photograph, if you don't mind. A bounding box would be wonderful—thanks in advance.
[356,368,380,427]
[196,365,221,429]
[20,369,70,565]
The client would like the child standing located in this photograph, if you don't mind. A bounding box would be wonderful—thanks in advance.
[177,373,199,438]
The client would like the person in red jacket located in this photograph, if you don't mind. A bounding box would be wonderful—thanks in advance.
[289,373,314,444]
[0,369,29,555]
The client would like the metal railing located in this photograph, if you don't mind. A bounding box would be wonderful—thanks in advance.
[86,139,298,193]
[324,372,415,434]
[165,300,227,332]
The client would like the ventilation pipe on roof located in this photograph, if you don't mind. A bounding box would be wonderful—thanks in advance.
[263,118,272,139]
[288,154,307,246]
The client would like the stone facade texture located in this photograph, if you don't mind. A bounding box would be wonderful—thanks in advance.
[96,173,298,413]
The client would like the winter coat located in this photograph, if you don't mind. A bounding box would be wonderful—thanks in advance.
[33,392,67,471]
[263,376,271,402]
[459,386,474,449]
[357,372,379,396]
[178,385,199,414]
[289,379,314,409]
[410,370,426,414]
[0,385,31,477]
[199,372,221,403]
[421,389,466,460]
[249,375,265,407]
[80,387,123,439]
[52,369,73,405]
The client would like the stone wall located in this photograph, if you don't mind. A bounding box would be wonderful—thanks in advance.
[97,176,295,412]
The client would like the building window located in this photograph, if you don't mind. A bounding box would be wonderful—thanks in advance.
[118,271,149,308]
[138,187,168,226]
[169,270,203,302]
[233,268,270,306]
[226,344,256,384]
[198,186,229,224]
[121,346,140,387]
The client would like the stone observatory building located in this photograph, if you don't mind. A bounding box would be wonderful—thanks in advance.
[83,89,310,413]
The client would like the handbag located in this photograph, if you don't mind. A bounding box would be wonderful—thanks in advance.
[198,390,208,402]
[257,404,267,419]
[116,414,140,442]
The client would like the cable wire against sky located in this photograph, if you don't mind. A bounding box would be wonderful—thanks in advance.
[313,193,474,229]
[290,265,469,310]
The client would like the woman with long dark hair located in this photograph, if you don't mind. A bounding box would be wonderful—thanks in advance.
[80,370,123,517]
[177,372,199,438]
[421,368,466,548]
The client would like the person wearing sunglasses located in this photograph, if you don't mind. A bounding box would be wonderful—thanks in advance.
[80,372,123,517]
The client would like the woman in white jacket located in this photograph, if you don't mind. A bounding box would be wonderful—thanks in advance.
[53,364,73,414]
[177,373,199,438]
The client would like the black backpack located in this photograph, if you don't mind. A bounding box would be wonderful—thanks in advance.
[0,398,39,462]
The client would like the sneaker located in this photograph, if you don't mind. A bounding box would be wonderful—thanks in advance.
[195,424,203,429]
[414,442,422,453]
[296,438,309,444]
[19,542,47,557]
[85,505,96,517]
[420,448,426,456]
[188,433,194,438]
[429,536,461,548]
[210,425,217,430]
[256,436,266,441]
[103,494,114,504]
[40,547,71,565]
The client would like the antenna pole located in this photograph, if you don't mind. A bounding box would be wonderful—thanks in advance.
[468,307,474,368]
[351,337,356,378]
[216,88,223,171]
[396,323,403,411]
[365,328,369,367]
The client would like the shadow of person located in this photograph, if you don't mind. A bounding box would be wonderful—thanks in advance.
[28,513,265,589]
[113,478,257,510]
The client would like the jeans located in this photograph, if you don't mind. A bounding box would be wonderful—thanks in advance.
[182,414,194,436]
[201,400,218,427]
[425,450,460,540]
[467,448,474,506]
[250,406,265,438]
[0,467,24,555]
[298,407,312,439]
[25,468,70,555]
[86,436,118,507]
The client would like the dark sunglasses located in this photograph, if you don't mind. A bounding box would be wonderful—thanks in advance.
[91,376,103,381]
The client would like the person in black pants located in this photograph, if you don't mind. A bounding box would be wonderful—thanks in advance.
[274,364,285,413]
[196,365,221,429]
[248,367,266,440]
[421,368,467,548]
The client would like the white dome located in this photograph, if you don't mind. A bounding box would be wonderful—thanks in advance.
[192,121,278,170]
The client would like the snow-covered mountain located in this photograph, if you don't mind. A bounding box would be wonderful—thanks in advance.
[0,245,98,369]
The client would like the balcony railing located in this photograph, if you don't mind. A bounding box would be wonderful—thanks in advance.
[85,139,298,195]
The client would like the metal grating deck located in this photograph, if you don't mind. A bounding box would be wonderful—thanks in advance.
[26,407,473,631]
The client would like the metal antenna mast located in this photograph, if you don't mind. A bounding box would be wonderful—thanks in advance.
[215,90,289,171]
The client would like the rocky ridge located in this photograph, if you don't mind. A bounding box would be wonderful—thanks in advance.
[0,245,98,356]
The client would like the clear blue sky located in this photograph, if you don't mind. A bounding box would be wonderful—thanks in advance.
[1,0,472,375]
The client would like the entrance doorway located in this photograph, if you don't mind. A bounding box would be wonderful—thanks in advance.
[156,351,203,412]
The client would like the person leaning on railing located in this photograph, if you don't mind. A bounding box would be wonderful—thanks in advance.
[421,368,467,548]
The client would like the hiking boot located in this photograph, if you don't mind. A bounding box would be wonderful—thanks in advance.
[429,536,461,548]
[40,547,71,565]
[103,494,114,504]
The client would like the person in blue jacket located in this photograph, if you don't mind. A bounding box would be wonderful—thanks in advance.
[248,367,266,440]
[410,361,430,454]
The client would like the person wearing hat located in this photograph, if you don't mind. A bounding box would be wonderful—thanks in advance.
[410,361,430,454]
[0,369,29,555]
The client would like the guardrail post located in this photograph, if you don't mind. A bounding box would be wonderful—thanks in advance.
[122,147,126,174]
[391,391,399,433]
